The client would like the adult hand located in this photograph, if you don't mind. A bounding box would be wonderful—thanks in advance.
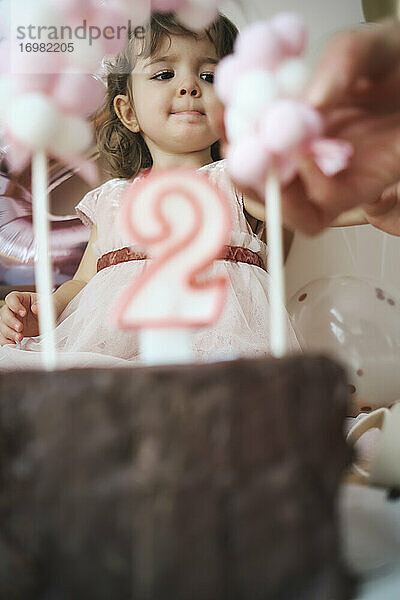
[220,20,400,235]
[287,18,400,235]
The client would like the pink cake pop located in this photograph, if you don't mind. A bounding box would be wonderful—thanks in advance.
[152,0,186,11]
[0,0,121,178]
[226,136,272,198]
[177,0,220,30]
[51,73,105,118]
[151,0,221,30]
[216,13,353,189]
[260,100,323,154]
[270,13,307,57]
[234,22,288,71]
[214,54,244,106]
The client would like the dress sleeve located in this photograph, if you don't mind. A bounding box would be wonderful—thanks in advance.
[75,186,102,228]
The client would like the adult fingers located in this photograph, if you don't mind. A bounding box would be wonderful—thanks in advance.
[307,20,400,108]
[346,66,400,112]
[280,177,336,235]
[295,157,360,216]
[232,171,339,235]
[363,180,399,216]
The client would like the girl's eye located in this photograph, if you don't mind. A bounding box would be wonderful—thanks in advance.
[152,70,174,80]
[201,72,214,84]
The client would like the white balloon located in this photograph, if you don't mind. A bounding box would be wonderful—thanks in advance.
[50,115,93,157]
[276,59,310,97]
[232,70,278,118]
[5,93,61,150]
[288,276,400,409]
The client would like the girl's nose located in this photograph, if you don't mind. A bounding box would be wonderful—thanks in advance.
[179,86,200,97]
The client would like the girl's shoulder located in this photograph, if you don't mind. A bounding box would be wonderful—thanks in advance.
[93,177,132,197]
[198,159,227,176]
[198,159,233,190]
[198,159,239,202]
[75,177,131,227]
[79,177,131,205]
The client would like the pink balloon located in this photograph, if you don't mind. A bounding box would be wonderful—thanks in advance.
[270,13,307,57]
[51,73,105,117]
[235,22,286,71]
[0,170,90,276]
[260,100,323,154]
[227,136,271,190]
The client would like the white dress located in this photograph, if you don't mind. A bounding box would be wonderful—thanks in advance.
[0,160,301,370]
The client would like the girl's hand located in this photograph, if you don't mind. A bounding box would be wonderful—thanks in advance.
[0,291,40,346]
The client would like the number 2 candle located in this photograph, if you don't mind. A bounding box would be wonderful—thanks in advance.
[113,168,232,365]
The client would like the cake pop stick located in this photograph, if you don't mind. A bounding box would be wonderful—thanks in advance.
[31,150,56,371]
[265,170,286,356]
[215,14,353,357]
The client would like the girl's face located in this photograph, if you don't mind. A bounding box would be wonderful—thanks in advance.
[117,33,222,163]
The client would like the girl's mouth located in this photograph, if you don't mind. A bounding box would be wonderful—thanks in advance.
[171,111,205,117]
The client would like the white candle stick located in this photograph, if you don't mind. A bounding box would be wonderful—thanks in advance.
[32,150,57,371]
[265,170,287,357]
[140,329,194,366]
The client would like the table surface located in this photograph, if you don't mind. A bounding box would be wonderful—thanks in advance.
[339,481,400,599]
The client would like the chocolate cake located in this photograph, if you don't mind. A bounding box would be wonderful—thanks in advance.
[0,355,355,599]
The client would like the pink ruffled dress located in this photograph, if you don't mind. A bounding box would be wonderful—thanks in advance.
[0,160,300,370]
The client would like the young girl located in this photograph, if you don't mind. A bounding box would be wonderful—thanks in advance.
[0,12,397,371]
[0,12,301,370]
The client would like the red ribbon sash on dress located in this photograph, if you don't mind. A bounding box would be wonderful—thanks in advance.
[97,245,266,273]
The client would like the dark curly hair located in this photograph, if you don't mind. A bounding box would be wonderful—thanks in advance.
[94,12,238,180]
